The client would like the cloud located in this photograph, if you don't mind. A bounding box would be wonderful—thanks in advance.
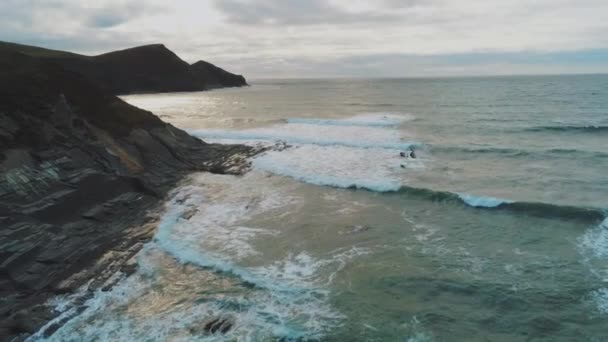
[0,0,607,77]
[214,0,400,26]
[85,3,153,29]
[0,0,166,52]
[199,49,608,79]
[0,0,152,29]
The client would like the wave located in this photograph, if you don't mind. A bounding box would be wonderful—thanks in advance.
[457,193,513,207]
[524,125,608,133]
[190,129,419,150]
[344,102,396,108]
[191,113,418,150]
[432,146,608,160]
[254,160,402,193]
[253,163,605,222]
[35,174,353,341]
[547,148,608,158]
[286,113,413,128]
[579,218,608,260]
[139,183,346,340]
[394,186,606,223]
[432,146,531,157]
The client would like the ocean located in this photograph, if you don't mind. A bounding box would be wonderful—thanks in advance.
[33,76,608,341]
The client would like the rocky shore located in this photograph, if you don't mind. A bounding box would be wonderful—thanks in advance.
[0,43,255,341]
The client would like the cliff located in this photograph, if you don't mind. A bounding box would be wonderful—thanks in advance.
[0,45,254,340]
[0,41,248,94]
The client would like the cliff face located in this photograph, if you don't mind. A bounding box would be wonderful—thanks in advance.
[191,60,248,89]
[0,42,248,94]
[0,46,254,340]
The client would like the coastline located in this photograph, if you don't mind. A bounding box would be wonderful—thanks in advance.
[4,150,261,342]
[0,125,262,341]
[0,42,256,341]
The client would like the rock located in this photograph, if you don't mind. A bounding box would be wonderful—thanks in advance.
[119,259,138,276]
[81,204,109,221]
[342,224,372,235]
[202,316,234,334]
[1,306,54,337]
[0,41,257,341]
[0,41,247,95]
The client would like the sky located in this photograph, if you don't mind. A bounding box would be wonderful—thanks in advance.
[2,0,608,78]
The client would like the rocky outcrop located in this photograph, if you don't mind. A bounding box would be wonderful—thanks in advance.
[0,46,256,341]
[190,60,247,89]
[0,41,248,95]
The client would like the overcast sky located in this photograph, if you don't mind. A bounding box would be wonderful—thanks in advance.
[2,0,608,78]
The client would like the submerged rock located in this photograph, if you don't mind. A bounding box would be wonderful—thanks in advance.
[341,224,372,235]
[202,316,234,334]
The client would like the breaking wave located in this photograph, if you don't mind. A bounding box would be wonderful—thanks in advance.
[432,146,608,160]
[253,158,605,223]
[286,113,414,127]
[190,128,419,150]
[33,173,371,341]
[395,186,605,223]
[524,125,608,133]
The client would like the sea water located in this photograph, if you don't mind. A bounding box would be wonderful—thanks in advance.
[33,76,608,341]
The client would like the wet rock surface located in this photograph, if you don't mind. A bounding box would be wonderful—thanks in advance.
[0,45,259,341]
[201,316,235,335]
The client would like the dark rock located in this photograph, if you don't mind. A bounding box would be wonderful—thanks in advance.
[0,41,247,95]
[0,41,257,341]
[119,262,138,277]
[191,60,247,89]
[202,316,234,334]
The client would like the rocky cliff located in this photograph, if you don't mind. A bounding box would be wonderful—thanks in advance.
[0,41,247,94]
[0,45,255,340]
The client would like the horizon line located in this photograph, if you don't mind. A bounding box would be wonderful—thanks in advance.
[249,72,608,81]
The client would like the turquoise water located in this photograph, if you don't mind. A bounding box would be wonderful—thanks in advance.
[34,76,608,341]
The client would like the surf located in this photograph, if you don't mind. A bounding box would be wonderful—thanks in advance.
[524,125,608,133]
[285,113,414,127]
[32,172,368,341]
[189,113,420,151]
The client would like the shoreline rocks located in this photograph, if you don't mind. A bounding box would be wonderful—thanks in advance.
[0,42,257,341]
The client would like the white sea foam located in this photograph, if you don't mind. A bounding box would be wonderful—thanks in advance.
[195,113,425,192]
[457,193,513,208]
[404,317,435,342]
[591,288,608,315]
[28,275,149,341]
[578,218,608,316]
[36,255,344,341]
[152,174,289,262]
[579,218,608,260]
[253,145,416,192]
[36,172,369,341]
[190,122,418,150]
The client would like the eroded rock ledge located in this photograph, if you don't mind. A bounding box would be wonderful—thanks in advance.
[0,46,257,341]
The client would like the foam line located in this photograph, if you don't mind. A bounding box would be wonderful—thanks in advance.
[190,128,418,150]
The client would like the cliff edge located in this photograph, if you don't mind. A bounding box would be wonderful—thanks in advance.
[0,45,254,340]
[0,41,248,94]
